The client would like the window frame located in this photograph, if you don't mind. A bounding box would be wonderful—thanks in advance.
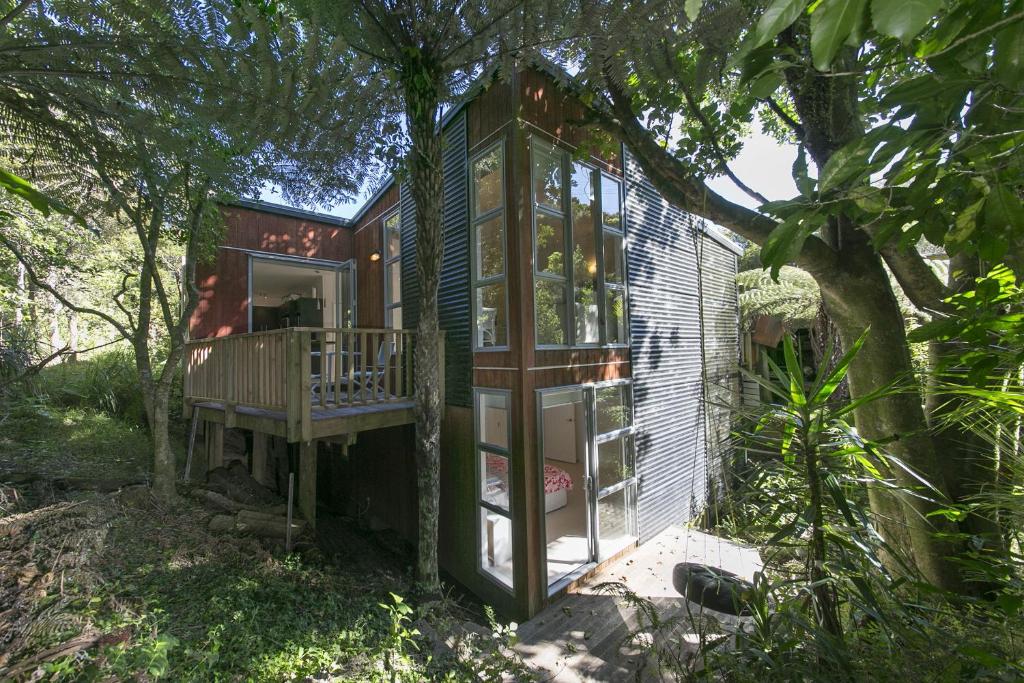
[382,209,402,329]
[470,139,510,352]
[529,136,631,350]
[474,387,515,593]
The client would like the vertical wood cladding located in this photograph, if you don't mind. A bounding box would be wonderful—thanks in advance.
[623,150,740,544]
[353,185,399,330]
[191,206,354,339]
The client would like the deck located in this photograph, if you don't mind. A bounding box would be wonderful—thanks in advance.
[191,399,416,441]
[183,327,437,442]
[515,526,762,681]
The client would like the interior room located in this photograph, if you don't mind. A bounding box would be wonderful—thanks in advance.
[250,258,342,332]
[540,389,590,586]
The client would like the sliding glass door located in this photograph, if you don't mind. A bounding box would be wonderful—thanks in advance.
[539,380,638,589]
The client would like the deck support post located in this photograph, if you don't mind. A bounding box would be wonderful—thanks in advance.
[251,432,271,487]
[299,440,317,529]
[205,422,224,474]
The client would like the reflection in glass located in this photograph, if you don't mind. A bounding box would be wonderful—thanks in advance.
[606,288,627,344]
[602,178,622,228]
[481,451,510,510]
[535,213,565,276]
[598,486,637,560]
[571,164,599,345]
[475,283,507,348]
[480,509,514,589]
[478,392,509,449]
[536,279,568,346]
[596,384,630,434]
[473,146,504,216]
[385,214,401,258]
[533,144,563,209]
[598,437,633,491]
[603,232,624,285]
[475,214,504,280]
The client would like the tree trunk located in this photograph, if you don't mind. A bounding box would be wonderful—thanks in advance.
[46,267,63,356]
[818,237,966,592]
[148,381,177,500]
[68,310,79,362]
[403,53,445,593]
[14,261,25,327]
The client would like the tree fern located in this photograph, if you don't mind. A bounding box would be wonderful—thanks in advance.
[737,265,821,331]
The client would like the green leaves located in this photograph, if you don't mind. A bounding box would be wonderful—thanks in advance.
[760,210,822,278]
[809,0,867,71]
[871,0,944,43]
[818,137,872,192]
[0,168,87,227]
[753,0,811,48]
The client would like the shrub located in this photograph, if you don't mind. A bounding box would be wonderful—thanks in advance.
[37,347,148,427]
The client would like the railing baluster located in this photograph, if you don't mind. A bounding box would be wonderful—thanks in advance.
[347,329,355,406]
[383,331,392,402]
[395,332,403,402]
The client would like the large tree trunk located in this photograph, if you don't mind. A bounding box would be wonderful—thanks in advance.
[818,236,966,592]
[148,380,177,500]
[403,55,445,593]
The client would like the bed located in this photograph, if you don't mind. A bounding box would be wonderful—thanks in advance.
[484,455,573,512]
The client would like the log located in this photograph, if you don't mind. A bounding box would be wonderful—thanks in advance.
[236,510,306,538]
[208,511,305,539]
[187,488,262,513]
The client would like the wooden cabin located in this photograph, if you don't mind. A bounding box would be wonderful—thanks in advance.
[184,65,741,620]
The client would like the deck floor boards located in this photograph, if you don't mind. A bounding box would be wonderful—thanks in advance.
[515,527,762,682]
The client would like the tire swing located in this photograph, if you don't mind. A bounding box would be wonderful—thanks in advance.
[672,562,755,616]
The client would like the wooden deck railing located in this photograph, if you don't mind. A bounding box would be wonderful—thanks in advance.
[184,327,428,442]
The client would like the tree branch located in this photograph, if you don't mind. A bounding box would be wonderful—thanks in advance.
[681,85,769,205]
[763,96,805,140]
[0,233,132,340]
[877,243,954,314]
[590,66,840,278]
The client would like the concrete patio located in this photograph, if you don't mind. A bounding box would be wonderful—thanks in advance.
[514,526,762,682]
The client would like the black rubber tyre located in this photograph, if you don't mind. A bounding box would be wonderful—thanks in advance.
[672,562,754,616]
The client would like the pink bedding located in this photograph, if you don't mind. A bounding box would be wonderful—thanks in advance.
[486,455,573,494]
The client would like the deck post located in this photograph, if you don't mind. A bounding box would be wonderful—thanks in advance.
[251,431,271,487]
[205,422,224,474]
[286,329,301,442]
[299,332,312,443]
[298,440,317,529]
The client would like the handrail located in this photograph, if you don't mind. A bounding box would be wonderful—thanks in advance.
[183,326,425,442]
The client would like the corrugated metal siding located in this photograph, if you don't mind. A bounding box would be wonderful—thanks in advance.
[438,112,471,406]
[699,235,740,494]
[624,150,740,543]
[399,111,472,407]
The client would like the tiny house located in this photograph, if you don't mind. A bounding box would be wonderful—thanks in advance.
[184,65,741,620]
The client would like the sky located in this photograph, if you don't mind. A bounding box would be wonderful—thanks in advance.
[257,122,801,218]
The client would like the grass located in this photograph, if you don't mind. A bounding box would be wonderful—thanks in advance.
[0,392,526,681]
[0,400,153,484]
[48,495,417,681]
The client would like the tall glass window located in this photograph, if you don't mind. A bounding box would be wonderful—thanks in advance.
[531,138,629,348]
[532,140,568,346]
[475,389,514,590]
[383,210,402,329]
[471,142,508,349]
[601,174,628,344]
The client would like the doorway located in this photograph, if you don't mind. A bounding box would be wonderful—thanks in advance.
[248,256,356,332]
[539,381,638,589]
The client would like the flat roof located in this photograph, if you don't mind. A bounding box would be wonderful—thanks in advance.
[227,198,352,227]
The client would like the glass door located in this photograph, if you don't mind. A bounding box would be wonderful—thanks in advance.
[336,260,356,328]
[590,381,638,561]
[540,381,638,589]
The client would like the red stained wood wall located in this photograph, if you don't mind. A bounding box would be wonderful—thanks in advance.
[190,205,354,339]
